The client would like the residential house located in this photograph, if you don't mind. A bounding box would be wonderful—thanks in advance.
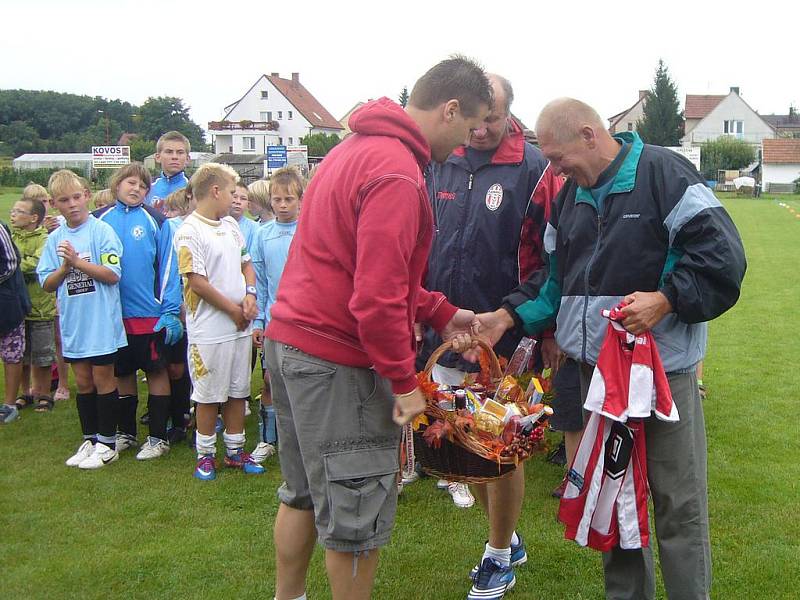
[209,72,344,154]
[761,107,800,138]
[761,139,800,192]
[681,87,776,147]
[608,91,649,134]
[339,101,366,137]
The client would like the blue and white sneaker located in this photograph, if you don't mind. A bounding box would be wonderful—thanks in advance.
[194,455,216,481]
[469,533,527,578]
[467,557,516,600]
[224,450,265,475]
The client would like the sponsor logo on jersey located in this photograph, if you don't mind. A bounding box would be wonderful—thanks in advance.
[437,191,456,201]
[485,183,503,211]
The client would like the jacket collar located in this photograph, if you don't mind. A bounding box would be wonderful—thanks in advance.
[575,131,644,205]
[115,198,144,211]
[160,171,187,184]
[449,118,525,167]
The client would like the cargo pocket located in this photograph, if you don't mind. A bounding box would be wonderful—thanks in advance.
[324,446,399,542]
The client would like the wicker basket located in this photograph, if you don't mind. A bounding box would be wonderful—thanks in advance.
[414,340,520,484]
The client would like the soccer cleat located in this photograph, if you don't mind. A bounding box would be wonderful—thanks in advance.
[436,479,450,490]
[135,437,170,460]
[0,404,19,424]
[467,558,516,600]
[78,443,119,470]
[194,455,217,481]
[65,440,94,467]
[116,433,139,452]
[224,450,265,474]
[401,470,420,485]
[448,482,475,508]
[470,534,528,579]
[250,442,276,464]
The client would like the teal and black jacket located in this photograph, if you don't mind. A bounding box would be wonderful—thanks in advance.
[508,132,746,373]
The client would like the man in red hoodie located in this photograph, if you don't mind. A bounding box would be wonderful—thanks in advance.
[264,56,493,600]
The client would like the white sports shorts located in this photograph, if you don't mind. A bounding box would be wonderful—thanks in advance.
[188,336,252,404]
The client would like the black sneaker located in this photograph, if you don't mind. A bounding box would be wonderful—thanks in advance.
[167,427,187,444]
[547,439,567,466]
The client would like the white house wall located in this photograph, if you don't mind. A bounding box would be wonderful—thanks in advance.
[681,93,775,147]
[763,163,800,186]
[225,76,315,147]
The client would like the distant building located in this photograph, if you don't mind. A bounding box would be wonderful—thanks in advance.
[12,153,93,176]
[339,101,367,137]
[608,90,649,134]
[209,72,344,154]
[681,87,776,147]
[761,108,800,139]
[762,138,800,193]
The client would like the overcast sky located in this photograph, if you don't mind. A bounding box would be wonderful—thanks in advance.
[2,0,797,139]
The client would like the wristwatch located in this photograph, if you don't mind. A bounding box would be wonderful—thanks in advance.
[245,285,257,297]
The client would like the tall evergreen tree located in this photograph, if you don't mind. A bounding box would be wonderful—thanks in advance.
[398,86,409,108]
[636,59,683,146]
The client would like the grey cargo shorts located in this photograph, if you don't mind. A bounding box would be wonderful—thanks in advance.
[264,340,401,553]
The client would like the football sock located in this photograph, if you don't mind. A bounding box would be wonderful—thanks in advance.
[96,389,119,450]
[196,432,216,457]
[76,391,98,440]
[169,370,191,430]
[118,394,138,437]
[483,543,511,567]
[259,405,277,444]
[511,531,520,547]
[223,430,245,457]
[147,393,171,441]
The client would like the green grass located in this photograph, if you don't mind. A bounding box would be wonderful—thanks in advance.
[1,196,799,599]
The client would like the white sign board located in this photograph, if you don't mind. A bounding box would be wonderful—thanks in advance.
[92,146,131,168]
[667,146,701,172]
[286,145,308,169]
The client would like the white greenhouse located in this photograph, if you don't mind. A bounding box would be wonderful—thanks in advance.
[12,153,94,175]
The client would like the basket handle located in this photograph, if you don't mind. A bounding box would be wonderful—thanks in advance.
[422,338,503,383]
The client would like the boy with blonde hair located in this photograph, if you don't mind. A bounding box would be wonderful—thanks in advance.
[174,163,264,480]
[147,131,191,212]
[246,179,274,223]
[37,170,126,468]
[92,188,113,210]
[230,181,259,251]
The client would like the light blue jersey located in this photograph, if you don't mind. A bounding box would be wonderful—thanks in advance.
[236,215,259,253]
[37,216,127,359]
[252,219,297,330]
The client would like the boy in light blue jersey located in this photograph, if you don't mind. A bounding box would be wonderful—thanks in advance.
[250,167,304,462]
[246,180,274,225]
[146,131,190,213]
[38,170,127,470]
[230,182,259,252]
[95,163,183,460]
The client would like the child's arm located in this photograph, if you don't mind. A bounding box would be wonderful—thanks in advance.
[19,240,44,276]
[0,225,18,284]
[249,235,268,345]
[58,240,119,285]
[185,272,248,331]
[242,260,257,323]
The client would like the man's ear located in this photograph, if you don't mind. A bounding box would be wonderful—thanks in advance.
[581,125,597,147]
[442,99,461,123]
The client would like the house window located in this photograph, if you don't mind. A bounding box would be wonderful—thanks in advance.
[627,122,634,131]
[260,112,268,122]
[288,110,293,120]
[278,137,283,145]
[242,136,256,151]
[724,120,743,136]
[278,111,283,119]
[288,137,293,145]
[261,90,268,99]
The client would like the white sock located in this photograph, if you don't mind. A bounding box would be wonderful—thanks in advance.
[274,595,306,600]
[510,531,520,547]
[483,542,511,567]
[223,430,245,457]
[196,432,216,457]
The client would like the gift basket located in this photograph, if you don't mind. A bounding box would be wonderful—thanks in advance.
[411,337,553,484]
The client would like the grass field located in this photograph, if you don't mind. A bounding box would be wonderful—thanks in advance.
[1,190,799,599]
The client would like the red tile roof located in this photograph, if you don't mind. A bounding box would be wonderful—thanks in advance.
[684,95,726,119]
[762,138,800,164]
[266,74,343,130]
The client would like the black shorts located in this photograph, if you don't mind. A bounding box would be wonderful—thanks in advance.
[164,331,188,365]
[64,352,118,366]
[115,332,167,377]
[549,358,584,432]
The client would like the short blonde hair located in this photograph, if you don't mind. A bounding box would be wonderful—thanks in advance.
[48,170,85,199]
[247,179,270,210]
[190,163,239,200]
[156,131,191,153]
[269,166,305,200]
[110,163,152,199]
[22,183,50,202]
[164,188,191,216]
[93,188,114,209]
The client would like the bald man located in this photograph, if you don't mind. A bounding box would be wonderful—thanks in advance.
[420,74,563,600]
[482,98,746,599]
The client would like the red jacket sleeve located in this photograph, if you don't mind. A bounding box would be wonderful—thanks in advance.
[348,177,433,394]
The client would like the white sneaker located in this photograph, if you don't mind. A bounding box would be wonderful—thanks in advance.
[135,436,170,460]
[116,433,139,452]
[436,478,450,490]
[250,442,276,464]
[448,482,475,508]
[78,443,119,470]
[244,402,252,417]
[402,470,420,485]
[66,440,94,467]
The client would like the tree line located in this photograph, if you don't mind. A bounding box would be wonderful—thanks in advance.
[0,90,207,159]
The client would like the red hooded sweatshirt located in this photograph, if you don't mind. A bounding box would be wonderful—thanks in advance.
[266,97,457,394]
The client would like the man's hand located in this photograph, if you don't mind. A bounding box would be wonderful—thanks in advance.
[476,307,515,347]
[540,337,562,372]
[392,387,427,426]
[440,308,480,353]
[619,291,672,335]
[57,240,78,266]
[242,294,258,321]
[252,328,264,348]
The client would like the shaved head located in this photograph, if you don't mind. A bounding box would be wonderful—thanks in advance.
[536,97,606,144]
